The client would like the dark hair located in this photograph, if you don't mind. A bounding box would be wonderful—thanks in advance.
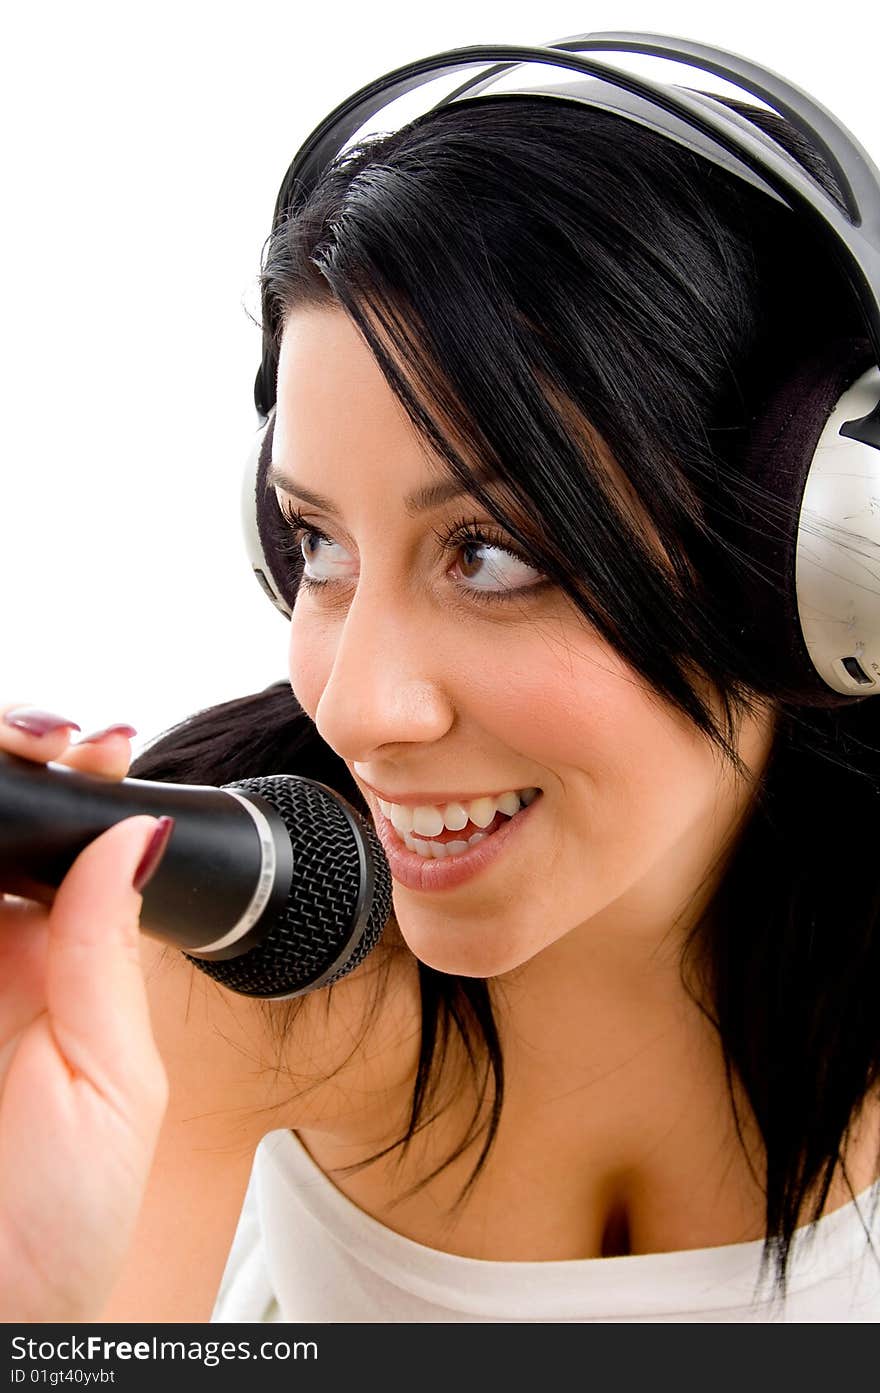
[132,91,880,1310]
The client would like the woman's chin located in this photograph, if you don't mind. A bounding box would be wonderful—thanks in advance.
[393,913,538,979]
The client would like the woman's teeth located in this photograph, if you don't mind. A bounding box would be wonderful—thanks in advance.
[377,787,540,859]
[402,828,490,858]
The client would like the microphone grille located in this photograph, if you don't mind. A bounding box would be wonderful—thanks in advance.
[184,775,392,999]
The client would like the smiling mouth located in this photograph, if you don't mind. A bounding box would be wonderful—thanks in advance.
[382,798,539,859]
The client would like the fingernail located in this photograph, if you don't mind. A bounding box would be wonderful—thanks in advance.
[133,816,175,894]
[4,706,82,737]
[76,723,138,744]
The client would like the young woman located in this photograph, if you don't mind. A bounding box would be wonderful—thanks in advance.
[2,48,879,1323]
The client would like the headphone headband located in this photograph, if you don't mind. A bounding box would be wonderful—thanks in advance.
[243,30,880,705]
[256,30,880,448]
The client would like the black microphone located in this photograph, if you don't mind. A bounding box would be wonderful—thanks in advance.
[0,751,393,999]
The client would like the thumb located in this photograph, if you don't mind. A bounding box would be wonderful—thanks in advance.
[46,815,174,1115]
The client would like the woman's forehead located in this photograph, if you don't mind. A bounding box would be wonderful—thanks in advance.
[275,305,685,585]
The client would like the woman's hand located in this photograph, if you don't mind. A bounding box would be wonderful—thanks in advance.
[0,704,171,1322]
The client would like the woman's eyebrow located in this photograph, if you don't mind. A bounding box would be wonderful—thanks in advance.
[266,467,479,519]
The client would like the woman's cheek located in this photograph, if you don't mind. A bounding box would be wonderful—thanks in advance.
[287,602,333,720]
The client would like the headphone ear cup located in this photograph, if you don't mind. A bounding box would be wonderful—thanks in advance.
[732,335,879,706]
[241,407,296,619]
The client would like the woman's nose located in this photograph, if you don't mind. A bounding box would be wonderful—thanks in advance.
[310,586,456,761]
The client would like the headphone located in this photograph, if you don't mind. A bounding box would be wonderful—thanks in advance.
[240,30,880,706]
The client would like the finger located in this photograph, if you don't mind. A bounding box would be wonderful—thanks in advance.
[59,725,138,782]
[45,815,174,1119]
[1,703,81,765]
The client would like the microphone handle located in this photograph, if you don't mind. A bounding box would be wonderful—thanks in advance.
[0,751,294,955]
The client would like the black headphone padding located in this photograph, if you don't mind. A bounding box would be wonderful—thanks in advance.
[732,334,874,706]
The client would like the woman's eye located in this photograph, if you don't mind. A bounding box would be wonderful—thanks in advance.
[452,536,544,596]
[296,528,356,585]
[277,506,547,605]
[285,523,350,579]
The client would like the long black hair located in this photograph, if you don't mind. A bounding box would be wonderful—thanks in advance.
[131,91,880,1309]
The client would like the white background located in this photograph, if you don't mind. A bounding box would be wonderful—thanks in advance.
[2,0,877,759]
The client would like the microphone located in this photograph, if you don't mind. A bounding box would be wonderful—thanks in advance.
[0,751,393,999]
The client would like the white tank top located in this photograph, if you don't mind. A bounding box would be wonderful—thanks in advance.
[210,1128,880,1323]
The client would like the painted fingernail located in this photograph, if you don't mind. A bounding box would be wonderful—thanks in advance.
[76,723,138,744]
[4,706,82,737]
[133,817,175,894]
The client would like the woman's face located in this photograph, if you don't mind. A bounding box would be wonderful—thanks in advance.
[275,307,775,984]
